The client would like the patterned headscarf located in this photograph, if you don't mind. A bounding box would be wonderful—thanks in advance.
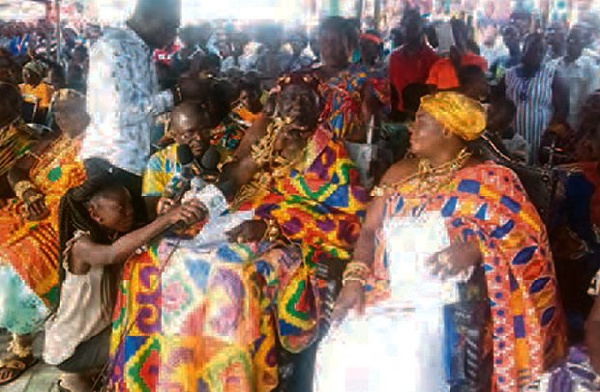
[23,60,47,78]
[420,92,486,141]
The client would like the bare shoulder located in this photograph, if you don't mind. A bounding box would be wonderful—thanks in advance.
[70,235,95,274]
[379,158,419,186]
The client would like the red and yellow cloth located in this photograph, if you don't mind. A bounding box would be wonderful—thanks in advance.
[0,119,32,178]
[310,64,390,141]
[19,82,54,109]
[0,135,85,308]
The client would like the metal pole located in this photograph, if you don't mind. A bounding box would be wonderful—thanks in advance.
[374,0,381,31]
[55,0,61,64]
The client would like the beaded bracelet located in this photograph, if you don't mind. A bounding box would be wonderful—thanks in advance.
[14,180,35,202]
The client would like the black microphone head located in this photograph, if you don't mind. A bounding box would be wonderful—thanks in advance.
[177,144,195,166]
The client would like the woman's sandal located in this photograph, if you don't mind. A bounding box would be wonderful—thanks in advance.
[56,380,73,392]
[0,338,38,386]
[0,356,38,385]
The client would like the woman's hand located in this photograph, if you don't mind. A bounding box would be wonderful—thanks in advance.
[427,241,481,279]
[22,189,49,221]
[331,281,366,323]
[164,199,206,227]
[226,219,267,243]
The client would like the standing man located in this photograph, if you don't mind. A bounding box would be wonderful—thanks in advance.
[388,9,440,114]
[550,25,599,129]
[80,0,199,222]
[489,24,522,82]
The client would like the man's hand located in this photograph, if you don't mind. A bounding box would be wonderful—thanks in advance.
[226,220,268,243]
[156,197,176,216]
[23,189,49,221]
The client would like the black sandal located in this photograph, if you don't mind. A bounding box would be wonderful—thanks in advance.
[0,356,37,385]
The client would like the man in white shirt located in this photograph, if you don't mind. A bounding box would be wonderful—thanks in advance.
[551,25,600,129]
[81,0,200,222]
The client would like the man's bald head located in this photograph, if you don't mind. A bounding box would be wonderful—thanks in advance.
[171,101,212,158]
[171,101,209,134]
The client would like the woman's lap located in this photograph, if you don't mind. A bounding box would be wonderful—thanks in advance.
[0,264,48,335]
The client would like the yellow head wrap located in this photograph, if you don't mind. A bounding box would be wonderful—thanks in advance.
[419,92,486,141]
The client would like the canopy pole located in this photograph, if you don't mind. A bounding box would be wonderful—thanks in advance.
[55,0,61,63]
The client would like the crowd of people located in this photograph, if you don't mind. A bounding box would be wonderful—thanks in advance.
[0,0,599,391]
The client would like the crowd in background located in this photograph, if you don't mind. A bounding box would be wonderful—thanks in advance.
[0,1,599,391]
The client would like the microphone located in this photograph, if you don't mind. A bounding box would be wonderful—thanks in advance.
[169,144,196,203]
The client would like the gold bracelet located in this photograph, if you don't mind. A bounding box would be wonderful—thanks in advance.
[342,261,370,281]
[25,193,43,205]
[342,276,366,287]
[13,180,35,201]
[261,219,281,242]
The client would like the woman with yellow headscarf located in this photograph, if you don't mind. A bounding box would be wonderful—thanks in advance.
[321,92,566,392]
[19,60,54,123]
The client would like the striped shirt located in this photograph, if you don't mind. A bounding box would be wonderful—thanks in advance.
[505,64,556,163]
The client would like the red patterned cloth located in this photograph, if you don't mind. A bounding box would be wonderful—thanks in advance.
[370,162,566,391]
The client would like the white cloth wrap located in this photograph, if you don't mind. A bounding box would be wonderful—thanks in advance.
[190,184,228,220]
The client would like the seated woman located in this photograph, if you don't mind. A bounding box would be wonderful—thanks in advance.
[108,74,367,392]
[327,92,565,391]
[426,20,488,91]
[0,89,87,385]
[19,60,54,124]
[551,91,600,342]
[44,180,205,392]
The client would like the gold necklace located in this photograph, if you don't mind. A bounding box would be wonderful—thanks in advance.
[234,120,308,209]
[372,148,472,197]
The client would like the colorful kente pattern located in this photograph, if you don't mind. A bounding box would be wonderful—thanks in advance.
[0,135,85,308]
[109,240,318,392]
[242,125,368,298]
[211,105,259,163]
[311,64,390,141]
[370,162,566,392]
[0,119,32,178]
